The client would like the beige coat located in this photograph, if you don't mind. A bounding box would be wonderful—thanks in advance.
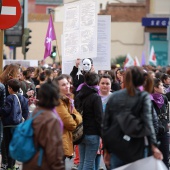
[56,95,82,157]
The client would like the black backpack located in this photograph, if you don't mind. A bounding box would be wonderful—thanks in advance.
[102,92,152,163]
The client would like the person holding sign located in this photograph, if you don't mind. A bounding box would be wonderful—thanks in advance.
[70,58,94,94]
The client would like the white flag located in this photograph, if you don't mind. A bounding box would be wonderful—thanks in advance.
[134,56,140,66]
[124,53,134,68]
[149,46,157,66]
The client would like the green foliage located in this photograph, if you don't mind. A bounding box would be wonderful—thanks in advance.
[111,55,126,67]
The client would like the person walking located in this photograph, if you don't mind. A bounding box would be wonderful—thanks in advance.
[103,66,163,169]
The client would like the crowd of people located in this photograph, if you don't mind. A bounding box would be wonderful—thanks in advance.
[0,59,169,170]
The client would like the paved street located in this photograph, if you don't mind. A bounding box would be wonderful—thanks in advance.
[0,154,106,170]
[65,156,107,170]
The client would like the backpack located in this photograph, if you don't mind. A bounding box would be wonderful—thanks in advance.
[9,110,44,166]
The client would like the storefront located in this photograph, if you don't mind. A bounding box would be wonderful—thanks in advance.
[142,17,169,66]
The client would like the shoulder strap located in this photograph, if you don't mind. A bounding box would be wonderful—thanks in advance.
[14,94,22,114]
[31,110,44,167]
[31,110,44,120]
[38,147,44,166]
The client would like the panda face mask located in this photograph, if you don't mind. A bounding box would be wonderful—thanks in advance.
[82,59,92,72]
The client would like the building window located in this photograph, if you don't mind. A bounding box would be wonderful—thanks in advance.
[137,0,146,3]
[35,0,63,5]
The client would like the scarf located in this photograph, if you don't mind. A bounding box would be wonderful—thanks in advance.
[150,93,164,109]
[76,83,99,93]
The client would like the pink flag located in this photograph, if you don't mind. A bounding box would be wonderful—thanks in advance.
[44,15,56,59]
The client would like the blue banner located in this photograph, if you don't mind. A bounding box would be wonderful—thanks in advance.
[142,17,170,27]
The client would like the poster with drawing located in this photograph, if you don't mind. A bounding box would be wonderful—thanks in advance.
[63,0,97,61]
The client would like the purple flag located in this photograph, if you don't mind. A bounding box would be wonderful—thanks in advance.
[141,51,146,66]
[44,15,56,59]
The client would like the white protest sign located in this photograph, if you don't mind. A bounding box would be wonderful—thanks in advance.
[62,15,111,74]
[3,60,38,68]
[114,156,167,170]
[63,0,98,61]
[93,15,111,71]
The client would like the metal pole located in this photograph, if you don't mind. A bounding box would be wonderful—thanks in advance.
[167,18,170,65]
[24,0,28,28]
[24,52,26,60]
[0,0,2,14]
[0,30,4,73]
[23,0,28,60]
[13,47,16,60]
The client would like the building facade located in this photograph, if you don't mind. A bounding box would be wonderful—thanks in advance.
[4,0,170,66]
[29,0,63,14]
[142,0,170,66]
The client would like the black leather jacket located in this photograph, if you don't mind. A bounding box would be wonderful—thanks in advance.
[0,83,6,108]
[152,95,169,135]
[103,89,157,146]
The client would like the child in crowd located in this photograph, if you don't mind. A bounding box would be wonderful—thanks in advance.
[0,79,29,170]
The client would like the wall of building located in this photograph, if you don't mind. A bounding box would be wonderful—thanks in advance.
[3,22,64,65]
[35,5,56,13]
[28,0,36,14]
[111,22,145,60]
[152,0,170,14]
[4,0,147,63]
[4,21,145,64]
[100,2,148,22]
[28,0,60,14]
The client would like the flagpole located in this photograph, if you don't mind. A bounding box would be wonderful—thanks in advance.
[56,41,61,64]
[50,10,61,64]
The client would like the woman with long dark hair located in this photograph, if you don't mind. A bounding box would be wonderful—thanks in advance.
[103,66,163,169]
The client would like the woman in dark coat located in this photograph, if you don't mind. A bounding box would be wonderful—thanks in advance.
[151,78,169,168]
[103,66,163,169]
[75,72,103,170]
